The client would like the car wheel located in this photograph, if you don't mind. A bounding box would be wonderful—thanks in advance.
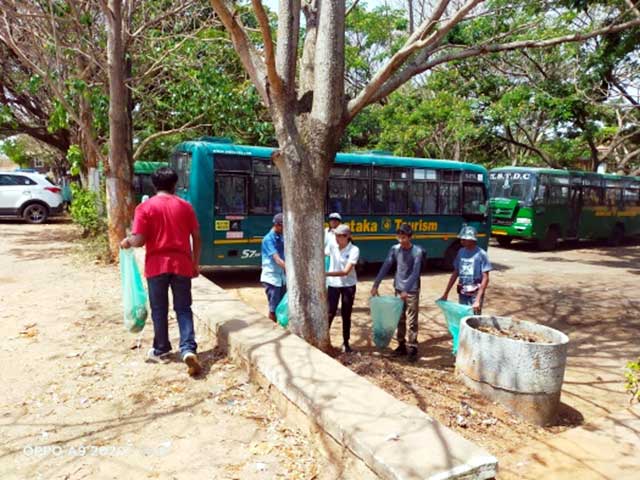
[496,236,513,248]
[23,203,49,224]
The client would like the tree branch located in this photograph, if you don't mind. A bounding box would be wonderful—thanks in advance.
[365,15,640,110]
[209,0,269,105]
[251,0,284,99]
[347,0,478,121]
[133,122,212,160]
[0,13,105,164]
[310,0,345,126]
[496,133,556,168]
[275,0,300,97]
[128,1,196,45]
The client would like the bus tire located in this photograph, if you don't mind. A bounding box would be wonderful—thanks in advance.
[538,226,559,251]
[496,236,513,248]
[607,224,625,247]
[442,242,461,271]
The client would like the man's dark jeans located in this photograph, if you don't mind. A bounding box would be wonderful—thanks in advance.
[147,273,196,358]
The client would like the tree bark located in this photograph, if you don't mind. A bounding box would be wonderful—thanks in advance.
[105,0,134,260]
[275,145,331,351]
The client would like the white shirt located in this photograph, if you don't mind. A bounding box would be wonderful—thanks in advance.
[326,242,359,288]
[324,227,337,250]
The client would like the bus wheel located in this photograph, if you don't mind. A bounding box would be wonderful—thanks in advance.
[442,242,461,271]
[538,227,559,251]
[607,224,625,247]
[496,236,513,248]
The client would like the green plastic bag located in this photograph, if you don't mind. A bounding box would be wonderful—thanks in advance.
[370,296,404,348]
[119,248,148,333]
[435,300,473,355]
[276,292,289,328]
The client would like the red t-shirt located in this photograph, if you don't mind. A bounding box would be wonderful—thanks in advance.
[132,194,199,278]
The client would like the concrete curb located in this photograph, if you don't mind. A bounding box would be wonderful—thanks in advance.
[191,276,498,480]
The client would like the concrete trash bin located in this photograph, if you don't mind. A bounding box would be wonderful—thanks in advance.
[456,315,569,426]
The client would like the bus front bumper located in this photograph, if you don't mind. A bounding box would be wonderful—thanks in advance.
[491,224,534,238]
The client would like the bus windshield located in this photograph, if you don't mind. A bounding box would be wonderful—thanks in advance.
[489,171,535,203]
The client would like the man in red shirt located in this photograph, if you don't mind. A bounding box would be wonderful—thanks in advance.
[121,167,202,376]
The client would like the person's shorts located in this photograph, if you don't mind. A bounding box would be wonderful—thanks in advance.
[262,282,286,313]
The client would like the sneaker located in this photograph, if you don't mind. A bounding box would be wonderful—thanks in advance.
[392,343,408,357]
[183,352,202,377]
[146,348,172,363]
[342,343,353,353]
[408,347,418,363]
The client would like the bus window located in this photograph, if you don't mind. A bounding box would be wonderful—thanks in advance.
[439,183,460,214]
[214,154,251,172]
[623,186,640,206]
[271,176,282,213]
[410,183,424,213]
[373,166,392,179]
[133,174,144,195]
[548,185,569,204]
[410,182,438,214]
[547,176,569,205]
[583,186,603,206]
[605,187,622,208]
[373,180,389,213]
[463,183,486,215]
[389,180,408,214]
[251,175,270,213]
[534,174,547,203]
[215,175,247,215]
[350,179,370,214]
[172,152,191,190]
[328,178,349,213]
[252,157,275,174]
[489,171,534,202]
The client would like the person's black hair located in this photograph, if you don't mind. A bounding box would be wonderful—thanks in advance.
[397,222,413,236]
[151,167,178,192]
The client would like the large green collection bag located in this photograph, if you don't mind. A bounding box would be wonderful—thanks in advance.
[119,248,148,333]
[370,295,404,348]
[435,299,473,355]
[275,292,289,328]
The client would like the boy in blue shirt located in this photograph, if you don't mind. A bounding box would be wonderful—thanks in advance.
[261,213,286,322]
[440,226,492,314]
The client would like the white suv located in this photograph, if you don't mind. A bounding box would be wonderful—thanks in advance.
[0,172,64,224]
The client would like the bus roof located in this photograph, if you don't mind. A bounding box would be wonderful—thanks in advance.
[134,161,168,174]
[490,166,640,182]
[176,139,487,173]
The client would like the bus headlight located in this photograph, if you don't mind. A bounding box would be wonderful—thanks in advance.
[516,217,532,224]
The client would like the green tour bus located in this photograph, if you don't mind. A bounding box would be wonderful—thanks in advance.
[489,167,640,250]
[170,137,490,268]
[133,161,168,203]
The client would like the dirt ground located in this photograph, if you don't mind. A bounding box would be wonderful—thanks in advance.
[209,236,640,476]
[0,221,332,480]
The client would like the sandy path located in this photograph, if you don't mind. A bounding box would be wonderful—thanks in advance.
[0,221,329,480]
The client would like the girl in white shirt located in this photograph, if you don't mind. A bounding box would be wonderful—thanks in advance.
[325,224,360,353]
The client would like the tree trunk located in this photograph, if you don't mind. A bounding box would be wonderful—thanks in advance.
[275,147,331,351]
[105,0,134,260]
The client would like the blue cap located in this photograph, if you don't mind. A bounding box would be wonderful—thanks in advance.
[272,213,283,225]
[397,223,413,236]
[458,226,477,241]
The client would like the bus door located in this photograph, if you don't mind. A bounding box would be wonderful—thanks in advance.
[568,176,582,238]
[213,155,251,261]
